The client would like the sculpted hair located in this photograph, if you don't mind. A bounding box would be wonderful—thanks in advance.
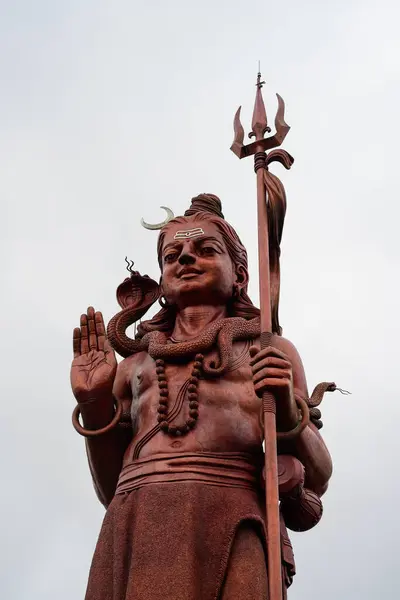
[136,194,262,339]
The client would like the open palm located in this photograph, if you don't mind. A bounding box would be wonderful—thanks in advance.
[71,307,117,403]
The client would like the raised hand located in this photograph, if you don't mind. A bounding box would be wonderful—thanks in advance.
[71,307,117,403]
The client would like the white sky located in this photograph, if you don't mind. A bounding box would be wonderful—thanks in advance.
[1,1,399,598]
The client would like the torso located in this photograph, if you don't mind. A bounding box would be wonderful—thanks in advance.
[121,340,264,464]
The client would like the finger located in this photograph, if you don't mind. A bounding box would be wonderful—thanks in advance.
[309,407,321,420]
[251,356,291,375]
[73,328,81,358]
[80,313,89,354]
[249,345,289,366]
[254,377,289,394]
[95,311,106,351]
[253,367,291,385]
[87,306,97,351]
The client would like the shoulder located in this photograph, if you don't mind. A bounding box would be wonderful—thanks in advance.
[273,335,302,360]
[252,334,303,362]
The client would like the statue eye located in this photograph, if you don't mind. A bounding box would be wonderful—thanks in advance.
[200,246,215,255]
[164,253,177,263]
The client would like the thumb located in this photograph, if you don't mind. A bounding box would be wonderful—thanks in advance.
[249,345,259,359]
[104,339,116,355]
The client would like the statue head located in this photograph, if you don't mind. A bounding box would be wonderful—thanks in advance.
[137,194,260,337]
[158,194,251,309]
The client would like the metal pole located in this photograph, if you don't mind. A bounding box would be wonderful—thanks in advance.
[255,153,282,600]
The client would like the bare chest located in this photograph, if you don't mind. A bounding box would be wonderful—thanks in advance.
[127,341,263,457]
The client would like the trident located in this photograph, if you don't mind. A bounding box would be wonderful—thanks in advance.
[231,71,294,600]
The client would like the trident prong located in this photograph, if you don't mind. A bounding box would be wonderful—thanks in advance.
[230,72,290,160]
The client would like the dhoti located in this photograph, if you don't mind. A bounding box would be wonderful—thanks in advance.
[85,452,295,600]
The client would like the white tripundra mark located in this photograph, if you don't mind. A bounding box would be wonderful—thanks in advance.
[174,228,204,240]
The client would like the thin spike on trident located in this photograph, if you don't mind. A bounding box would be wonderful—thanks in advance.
[230,71,299,600]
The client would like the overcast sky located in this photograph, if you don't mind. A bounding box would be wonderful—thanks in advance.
[1,1,399,598]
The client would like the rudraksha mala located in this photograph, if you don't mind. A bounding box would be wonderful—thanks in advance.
[155,354,204,436]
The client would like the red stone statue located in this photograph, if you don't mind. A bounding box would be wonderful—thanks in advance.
[70,75,338,600]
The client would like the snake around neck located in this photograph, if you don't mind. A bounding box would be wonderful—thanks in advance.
[107,311,261,377]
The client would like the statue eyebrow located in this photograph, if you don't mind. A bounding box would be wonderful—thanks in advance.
[196,236,225,250]
[199,236,220,243]
[163,242,182,254]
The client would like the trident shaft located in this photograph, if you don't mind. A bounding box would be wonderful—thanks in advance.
[231,71,294,600]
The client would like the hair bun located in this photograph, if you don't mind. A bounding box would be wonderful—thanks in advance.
[184,193,225,219]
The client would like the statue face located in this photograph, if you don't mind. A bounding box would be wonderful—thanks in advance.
[160,219,236,309]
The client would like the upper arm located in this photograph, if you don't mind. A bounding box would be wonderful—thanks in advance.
[84,359,134,508]
[274,336,309,399]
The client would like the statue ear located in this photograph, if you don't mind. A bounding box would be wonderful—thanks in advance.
[235,265,249,290]
[116,272,160,311]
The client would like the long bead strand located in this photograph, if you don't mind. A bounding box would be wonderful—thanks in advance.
[156,354,204,436]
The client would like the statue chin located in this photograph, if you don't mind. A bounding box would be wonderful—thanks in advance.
[165,287,228,309]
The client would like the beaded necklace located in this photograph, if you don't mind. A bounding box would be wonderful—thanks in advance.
[155,354,204,436]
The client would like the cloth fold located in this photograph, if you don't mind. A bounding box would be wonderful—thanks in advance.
[116,451,264,494]
[85,452,295,600]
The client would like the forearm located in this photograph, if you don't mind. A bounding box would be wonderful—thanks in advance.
[85,428,131,507]
[291,424,332,496]
[79,395,131,507]
[276,393,298,432]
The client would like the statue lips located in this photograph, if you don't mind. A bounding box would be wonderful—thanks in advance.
[178,268,204,280]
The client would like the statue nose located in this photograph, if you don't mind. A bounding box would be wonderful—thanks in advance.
[178,252,196,265]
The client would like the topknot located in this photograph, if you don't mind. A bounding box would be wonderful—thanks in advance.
[184,193,225,219]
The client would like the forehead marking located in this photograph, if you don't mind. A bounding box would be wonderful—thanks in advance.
[174,227,205,240]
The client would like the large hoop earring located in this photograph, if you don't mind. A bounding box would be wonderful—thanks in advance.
[159,295,170,308]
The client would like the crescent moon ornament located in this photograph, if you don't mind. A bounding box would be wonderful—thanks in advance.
[140,206,175,230]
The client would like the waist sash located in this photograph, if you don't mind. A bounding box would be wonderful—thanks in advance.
[116,452,263,495]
